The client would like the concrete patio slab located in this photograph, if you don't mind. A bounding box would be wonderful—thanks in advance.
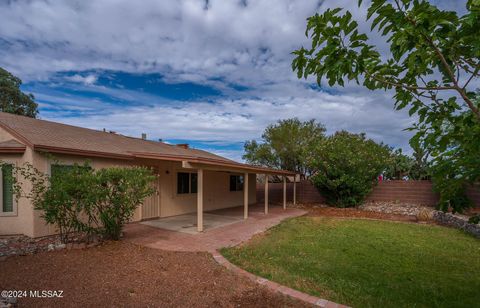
[141,212,242,234]
[124,204,306,252]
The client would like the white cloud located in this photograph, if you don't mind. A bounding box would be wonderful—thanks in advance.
[0,0,442,160]
[64,74,98,85]
[42,90,414,154]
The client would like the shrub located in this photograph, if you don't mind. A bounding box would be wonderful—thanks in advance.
[5,161,155,243]
[469,215,480,225]
[310,131,390,207]
[95,167,156,240]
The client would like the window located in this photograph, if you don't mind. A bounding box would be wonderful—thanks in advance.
[177,172,197,194]
[230,175,244,191]
[190,173,198,194]
[1,164,14,213]
[50,164,75,178]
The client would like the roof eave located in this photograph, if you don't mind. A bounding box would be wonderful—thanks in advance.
[0,147,26,154]
[131,152,295,175]
[34,145,134,160]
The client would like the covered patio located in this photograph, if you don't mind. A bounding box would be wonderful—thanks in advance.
[124,204,306,252]
[179,160,298,232]
[140,201,292,235]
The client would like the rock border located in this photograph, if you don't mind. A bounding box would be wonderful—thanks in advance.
[432,211,480,238]
[212,251,350,308]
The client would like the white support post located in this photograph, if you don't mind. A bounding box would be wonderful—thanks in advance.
[264,174,269,214]
[283,175,287,210]
[197,169,204,232]
[293,176,297,205]
[244,172,249,219]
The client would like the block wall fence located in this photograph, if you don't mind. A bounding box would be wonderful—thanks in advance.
[256,180,480,208]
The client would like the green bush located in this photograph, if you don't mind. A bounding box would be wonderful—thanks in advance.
[95,167,156,240]
[43,163,98,242]
[5,161,155,243]
[469,215,480,225]
[310,131,390,207]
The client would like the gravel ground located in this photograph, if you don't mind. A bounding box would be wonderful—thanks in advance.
[303,205,418,222]
[359,201,434,217]
[0,241,306,308]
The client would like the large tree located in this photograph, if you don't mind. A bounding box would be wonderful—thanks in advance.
[0,67,38,118]
[292,0,480,211]
[243,118,326,178]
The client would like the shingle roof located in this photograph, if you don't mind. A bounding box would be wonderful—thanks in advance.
[0,112,294,175]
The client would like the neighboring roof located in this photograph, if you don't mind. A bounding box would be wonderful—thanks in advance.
[0,112,294,175]
[0,139,26,153]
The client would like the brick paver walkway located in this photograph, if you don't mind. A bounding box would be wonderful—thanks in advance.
[124,204,306,252]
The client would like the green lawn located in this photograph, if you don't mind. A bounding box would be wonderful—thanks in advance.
[221,217,480,308]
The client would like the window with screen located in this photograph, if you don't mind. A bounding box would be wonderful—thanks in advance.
[1,164,14,213]
[229,175,244,191]
[177,172,198,194]
[50,164,75,178]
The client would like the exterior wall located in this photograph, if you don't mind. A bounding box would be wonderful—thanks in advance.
[257,180,480,207]
[366,180,439,204]
[153,160,257,217]
[0,129,36,237]
[256,182,295,203]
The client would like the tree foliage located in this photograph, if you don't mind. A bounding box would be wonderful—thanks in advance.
[243,118,326,177]
[292,0,480,212]
[310,131,391,207]
[0,67,38,118]
[5,161,155,243]
[384,147,430,180]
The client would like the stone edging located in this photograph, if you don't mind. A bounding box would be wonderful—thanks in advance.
[212,251,350,308]
[432,211,480,238]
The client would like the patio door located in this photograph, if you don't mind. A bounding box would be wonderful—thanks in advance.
[142,171,160,219]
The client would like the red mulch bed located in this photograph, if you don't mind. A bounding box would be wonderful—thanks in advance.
[304,205,418,222]
[0,241,306,307]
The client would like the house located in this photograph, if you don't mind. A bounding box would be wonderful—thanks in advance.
[0,112,295,238]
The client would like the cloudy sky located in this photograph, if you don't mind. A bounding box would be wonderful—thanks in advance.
[0,0,458,161]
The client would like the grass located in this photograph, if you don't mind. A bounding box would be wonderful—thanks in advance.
[221,217,480,308]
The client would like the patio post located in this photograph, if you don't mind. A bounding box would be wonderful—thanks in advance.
[264,174,269,214]
[197,168,204,232]
[244,172,249,219]
[283,175,287,210]
[293,176,297,205]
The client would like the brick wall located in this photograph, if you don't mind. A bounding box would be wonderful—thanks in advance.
[366,180,439,205]
[256,183,294,203]
[257,180,480,207]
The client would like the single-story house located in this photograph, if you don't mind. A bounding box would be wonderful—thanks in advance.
[0,112,296,238]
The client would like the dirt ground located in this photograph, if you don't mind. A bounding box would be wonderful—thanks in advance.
[0,241,306,308]
[304,205,418,222]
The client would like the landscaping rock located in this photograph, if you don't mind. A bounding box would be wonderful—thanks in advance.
[360,201,434,217]
[0,234,88,258]
[55,243,66,250]
[0,295,17,308]
[432,211,480,238]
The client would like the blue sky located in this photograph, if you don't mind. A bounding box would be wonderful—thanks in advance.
[0,0,460,161]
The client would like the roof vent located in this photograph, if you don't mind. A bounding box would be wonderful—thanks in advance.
[176,143,189,149]
[141,133,147,140]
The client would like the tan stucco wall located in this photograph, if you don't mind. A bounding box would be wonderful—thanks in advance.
[0,137,258,237]
[0,129,36,237]
[154,160,257,218]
